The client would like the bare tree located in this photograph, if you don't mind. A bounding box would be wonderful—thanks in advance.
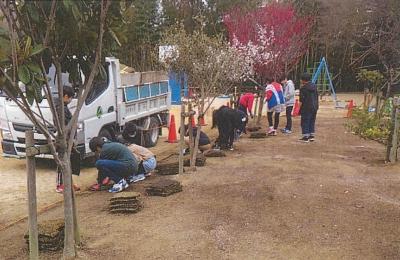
[162,25,248,170]
[0,1,111,258]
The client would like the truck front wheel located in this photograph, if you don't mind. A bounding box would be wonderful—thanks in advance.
[143,117,159,147]
[99,127,113,141]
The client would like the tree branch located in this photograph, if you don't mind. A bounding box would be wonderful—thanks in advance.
[67,0,111,151]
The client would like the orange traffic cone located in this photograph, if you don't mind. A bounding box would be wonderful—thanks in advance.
[346,100,355,118]
[292,99,300,117]
[168,114,177,143]
[199,116,207,126]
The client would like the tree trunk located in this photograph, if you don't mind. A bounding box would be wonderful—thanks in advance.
[179,74,185,175]
[191,100,204,171]
[188,102,195,170]
[256,90,265,125]
[60,142,76,259]
[387,98,399,162]
[72,187,80,245]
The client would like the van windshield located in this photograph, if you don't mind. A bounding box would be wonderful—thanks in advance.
[85,62,110,105]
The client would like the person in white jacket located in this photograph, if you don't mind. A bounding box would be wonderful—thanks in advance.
[281,77,296,134]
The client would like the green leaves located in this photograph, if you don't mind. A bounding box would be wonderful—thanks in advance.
[109,29,122,47]
[24,37,32,58]
[18,65,31,85]
[27,63,42,74]
[30,44,46,57]
[17,63,46,105]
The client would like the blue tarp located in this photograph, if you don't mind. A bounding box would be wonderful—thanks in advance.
[169,72,188,105]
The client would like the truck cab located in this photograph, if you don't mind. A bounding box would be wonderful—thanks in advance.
[0,57,171,158]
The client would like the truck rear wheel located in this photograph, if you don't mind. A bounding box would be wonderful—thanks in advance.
[143,117,159,147]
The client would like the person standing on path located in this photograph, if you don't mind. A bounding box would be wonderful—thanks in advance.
[265,79,285,136]
[55,85,81,193]
[281,77,296,134]
[299,73,319,142]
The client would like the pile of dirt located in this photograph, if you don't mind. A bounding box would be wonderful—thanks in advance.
[250,132,267,139]
[184,153,206,166]
[247,126,262,132]
[146,179,183,197]
[24,219,64,252]
[204,149,226,157]
[109,192,143,214]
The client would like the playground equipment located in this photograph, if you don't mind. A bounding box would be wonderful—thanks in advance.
[308,57,339,107]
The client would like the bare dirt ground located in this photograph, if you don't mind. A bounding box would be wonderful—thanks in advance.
[1,96,400,259]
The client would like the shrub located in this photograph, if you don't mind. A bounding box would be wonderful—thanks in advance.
[346,107,390,144]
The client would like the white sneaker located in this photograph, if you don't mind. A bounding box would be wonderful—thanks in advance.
[131,174,146,183]
[108,179,129,193]
[267,127,276,136]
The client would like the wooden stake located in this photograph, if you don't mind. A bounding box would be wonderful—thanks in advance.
[256,91,265,125]
[363,88,368,109]
[253,94,259,123]
[26,130,39,260]
[179,74,185,175]
[188,103,195,169]
[389,98,400,162]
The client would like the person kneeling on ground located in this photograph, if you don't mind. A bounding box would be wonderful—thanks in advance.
[89,137,138,193]
[181,125,211,155]
[119,122,157,183]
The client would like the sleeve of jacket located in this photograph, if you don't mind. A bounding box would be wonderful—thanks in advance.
[299,88,305,103]
[288,81,295,100]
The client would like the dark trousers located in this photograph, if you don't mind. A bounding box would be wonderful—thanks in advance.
[238,105,248,133]
[301,111,317,136]
[238,104,247,114]
[267,112,280,129]
[285,106,293,130]
[57,148,81,186]
[95,159,134,183]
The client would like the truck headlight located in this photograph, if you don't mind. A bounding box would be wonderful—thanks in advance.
[1,129,13,140]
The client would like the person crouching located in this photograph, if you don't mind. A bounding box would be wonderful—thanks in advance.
[89,137,138,193]
[119,123,157,183]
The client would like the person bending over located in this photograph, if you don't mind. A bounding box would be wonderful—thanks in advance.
[119,122,157,183]
[89,137,138,193]
[265,79,285,136]
[181,125,211,155]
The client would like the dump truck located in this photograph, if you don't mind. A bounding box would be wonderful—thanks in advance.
[0,57,171,158]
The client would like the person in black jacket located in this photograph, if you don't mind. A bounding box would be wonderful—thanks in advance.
[299,73,319,143]
[55,85,81,193]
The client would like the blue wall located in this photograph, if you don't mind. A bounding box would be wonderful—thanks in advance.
[169,72,188,105]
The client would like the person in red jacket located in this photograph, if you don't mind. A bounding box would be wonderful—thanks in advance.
[238,92,255,132]
[238,92,255,118]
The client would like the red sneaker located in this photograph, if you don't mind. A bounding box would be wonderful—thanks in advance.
[102,177,110,185]
[90,183,101,191]
[73,184,81,192]
[56,184,64,193]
